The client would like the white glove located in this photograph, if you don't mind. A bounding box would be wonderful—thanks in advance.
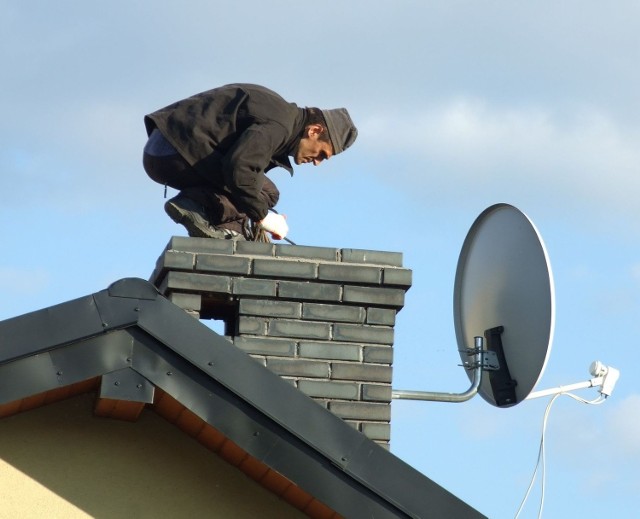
[259,212,289,240]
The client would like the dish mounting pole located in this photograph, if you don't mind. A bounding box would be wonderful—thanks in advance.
[392,336,495,403]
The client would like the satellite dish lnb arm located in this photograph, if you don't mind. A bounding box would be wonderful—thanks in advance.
[525,361,620,400]
[392,337,485,403]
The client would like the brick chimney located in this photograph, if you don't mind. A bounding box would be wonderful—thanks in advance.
[149,237,412,447]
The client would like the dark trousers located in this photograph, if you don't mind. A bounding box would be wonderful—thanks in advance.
[142,152,279,235]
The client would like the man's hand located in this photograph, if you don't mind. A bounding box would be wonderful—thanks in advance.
[259,212,289,240]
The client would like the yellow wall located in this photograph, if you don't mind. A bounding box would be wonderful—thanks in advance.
[0,394,306,518]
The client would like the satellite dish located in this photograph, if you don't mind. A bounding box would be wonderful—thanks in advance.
[453,203,555,407]
[393,203,618,405]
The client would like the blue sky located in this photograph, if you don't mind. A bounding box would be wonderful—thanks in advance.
[2,1,639,517]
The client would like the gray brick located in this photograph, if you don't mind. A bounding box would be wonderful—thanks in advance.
[237,316,267,335]
[318,264,381,284]
[278,281,342,302]
[341,249,403,267]
[235,241,275,256]
[152,237,410,423]
[360,423,391,441]
[299,341,361,361]
[275,244,339,262]
[167,292,201,312]
[160,271,231,295]
[160,250,196,271]
[268,319,331,340]
[166,236,235,255]
[298,380,359,399]
[233,278,277,297]
[331,363,392,383]
[233,337,296,357]
[343,286,405,308]
[253,258,318,279]
[363,345,393,364]
[333,323,394,345]
[362,384,392,402]
[328,401,391,421]
[366,308,396,326]
[239,299,302,318]
[266,358,330,378]
[196,254,251,275]
[382,267,413,288]
[302,303,365,323]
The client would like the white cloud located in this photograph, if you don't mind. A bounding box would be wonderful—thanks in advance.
[363,99,639,183]
[545,393,640,494]
[607,394,640,457]
[359,99,640,232]
[0,267,50,294]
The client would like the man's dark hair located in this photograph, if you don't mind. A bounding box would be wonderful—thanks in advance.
[305,107,331,144]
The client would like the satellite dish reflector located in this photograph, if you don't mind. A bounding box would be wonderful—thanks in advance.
[454,203,555,407]
[394,203,616,408]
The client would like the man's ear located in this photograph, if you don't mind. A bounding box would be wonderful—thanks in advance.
[306,124,325,138]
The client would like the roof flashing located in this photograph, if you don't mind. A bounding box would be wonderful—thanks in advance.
[0,277,485,519]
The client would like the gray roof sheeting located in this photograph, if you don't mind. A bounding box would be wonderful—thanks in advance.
[0,278,485,519]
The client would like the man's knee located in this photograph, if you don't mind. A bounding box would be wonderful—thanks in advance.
[261,176,280,209]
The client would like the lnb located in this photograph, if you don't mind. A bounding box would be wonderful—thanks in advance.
[589,361,620,398]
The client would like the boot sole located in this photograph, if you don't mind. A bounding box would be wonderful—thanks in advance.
[164,200,220,239]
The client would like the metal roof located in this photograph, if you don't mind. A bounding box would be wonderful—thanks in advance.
[0,277,485,519]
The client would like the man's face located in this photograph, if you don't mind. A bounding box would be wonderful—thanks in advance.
[294,124,334,166]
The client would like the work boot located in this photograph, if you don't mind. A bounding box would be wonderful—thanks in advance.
[164,196,244,240]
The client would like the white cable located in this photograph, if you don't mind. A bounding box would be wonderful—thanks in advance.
[514,392,606,519]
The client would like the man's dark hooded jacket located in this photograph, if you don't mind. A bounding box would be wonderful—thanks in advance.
[144,83,305,221]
